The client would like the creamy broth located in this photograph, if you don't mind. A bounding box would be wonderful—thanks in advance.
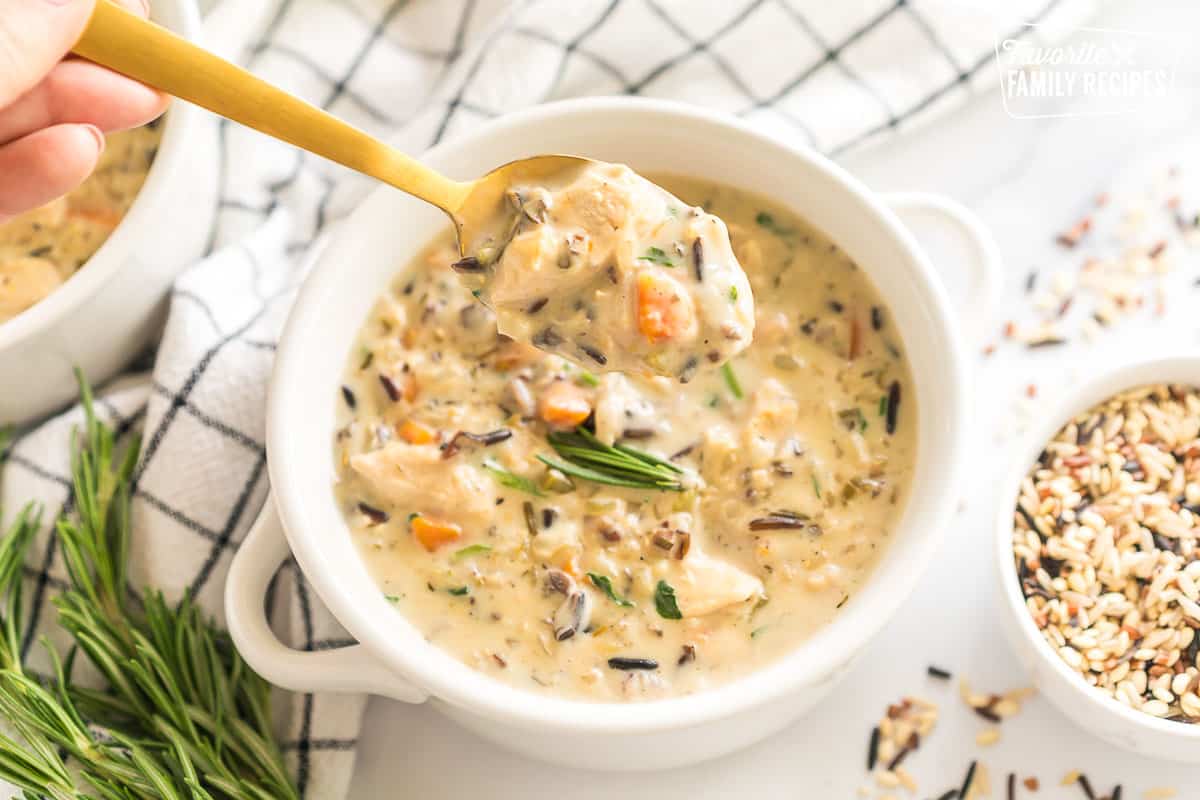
[333,176,917,701]
[0,123,162,324]
[458,162,754,380]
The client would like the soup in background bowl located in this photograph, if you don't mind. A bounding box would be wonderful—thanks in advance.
[0,122,163,325]
[332,175,917,701]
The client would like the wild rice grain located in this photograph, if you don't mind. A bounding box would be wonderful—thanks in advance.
[959,760,978,800]
[867,725,880,770]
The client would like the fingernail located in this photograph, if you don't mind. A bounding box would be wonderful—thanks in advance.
[82,124,105,153]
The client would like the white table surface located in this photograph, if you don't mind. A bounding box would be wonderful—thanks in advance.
[349,3,1200,797]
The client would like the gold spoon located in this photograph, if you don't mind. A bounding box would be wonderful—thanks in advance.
[72,0,590,253]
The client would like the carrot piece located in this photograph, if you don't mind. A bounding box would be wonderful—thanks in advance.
[636,270,691,343]
[398,419,436,445]
[538,380,592,429]
[560,554,582,580]
[67,206,122,229]
[411,515,462,551]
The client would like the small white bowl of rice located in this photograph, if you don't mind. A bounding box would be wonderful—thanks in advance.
[996,354,1200,763]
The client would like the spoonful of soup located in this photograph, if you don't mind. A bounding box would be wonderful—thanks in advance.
[72,1,754,380]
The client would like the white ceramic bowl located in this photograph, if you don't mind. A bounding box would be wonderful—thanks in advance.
[227,97,1002,770]
[0,0,217,426]
[995,355,1200,763]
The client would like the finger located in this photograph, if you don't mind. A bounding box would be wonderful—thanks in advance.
[0,59,167,145]
[0,123,103,219]
[0,0,97,107]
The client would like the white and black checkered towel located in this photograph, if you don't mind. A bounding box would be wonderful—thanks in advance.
[1,0,1091,796]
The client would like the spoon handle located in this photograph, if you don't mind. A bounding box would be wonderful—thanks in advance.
[73,0,469,214]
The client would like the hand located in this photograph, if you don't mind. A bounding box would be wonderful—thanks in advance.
[0,0,167,221]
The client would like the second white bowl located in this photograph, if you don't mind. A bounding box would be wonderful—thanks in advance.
[995,355,1200,763]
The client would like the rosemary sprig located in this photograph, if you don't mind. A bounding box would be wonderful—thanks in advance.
[0,371,298,800]
[538,427,684,491]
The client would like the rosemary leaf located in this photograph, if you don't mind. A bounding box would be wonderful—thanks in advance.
[0,370,299,800]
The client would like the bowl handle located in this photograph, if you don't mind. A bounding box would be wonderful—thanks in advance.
[882,192,1004,343]
[225,495,428,703]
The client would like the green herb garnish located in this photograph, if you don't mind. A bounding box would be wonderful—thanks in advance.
[540,427,684,492]
[654,580,683,620]
[755,211,795,237]
[0,371,298,800]
[588,573,635,607]
[447,586,470,596]
[385,593,401,602]
[639,246,675,267]
[483,458,545,496]
[453,543,493,561]
[729,285,738,302]
[576,370,601,387]
[751,626,768,639]
[721,362,744,400]
[878,394,889,418]
[811,473,822,499]
[838,408,868,433]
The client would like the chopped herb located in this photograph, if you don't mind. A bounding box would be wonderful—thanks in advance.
[639,246,675,267]
[576,370,601,387]
[707,394,719,408]
[446,586,470,596]
[654,580,682,620]
[811,473,822,499]
[522,500,537,537]
[755,211,794,237]
[483,459,544,496]
[878,394,889,417]
[452,543,493,561]
[667,206,679,218]
[540,427,684,492]
[720,362,743,400]
[838,408,868,433]
[728,285,738,302]
[587,573,635,607]
[359,349,374,370]
[750,626,768,639]
[384,593,401,603]
[407,512,419,522]
[471,289,482,299]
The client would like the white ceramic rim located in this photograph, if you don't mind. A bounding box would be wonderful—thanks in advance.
[995,353,1200,742]
[0,0,204,351]
[268,96,972,733]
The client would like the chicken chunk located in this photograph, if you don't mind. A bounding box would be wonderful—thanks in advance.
[663,549,763,617]
[350,442,494,523]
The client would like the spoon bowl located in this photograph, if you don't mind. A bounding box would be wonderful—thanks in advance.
[451,154,594,256]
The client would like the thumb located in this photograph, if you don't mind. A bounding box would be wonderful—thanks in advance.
[0,0,97,108]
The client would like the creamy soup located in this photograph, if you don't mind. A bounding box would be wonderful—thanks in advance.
[0,122,162,324]
[457,162,754,380]
[333,176,917,701]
